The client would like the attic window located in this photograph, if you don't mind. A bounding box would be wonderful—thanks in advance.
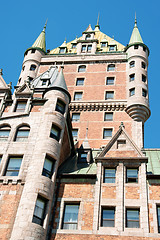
[31,49,36,53]
[59,48,66,53]
[81,45,87,52]
[109,45,116,51]
[42,79,48,86]
[79,152,88,163]
[101,43,106,48]
[72,43,77,49]
[117,140,126,149]
[86,34,91,40]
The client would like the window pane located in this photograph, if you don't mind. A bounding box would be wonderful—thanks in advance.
[105,92,114,100]
[102,208,115,227]
[50,125,61,141]
[130,61,135,68]
[33,196,47,226]
[15,102,27,112]
[104,113,113,121]
[106,77,114,85]
[72,113,80,122]
[78,66,86,72]
[15,130,30,142]
[76,78,84,86]
[104,168,116,183]
[103,129,112,139]
[74,92,83,100]
[63,204,79,229]
[5,157,22,176]
[107,65,115,71]
[126,209,139,228]
[56,100,65,114]
[72,129,78,139]
[127,168,138,183]
[42,156,55,178]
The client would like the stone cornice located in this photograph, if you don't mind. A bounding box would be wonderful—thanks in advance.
[69,100,127,111]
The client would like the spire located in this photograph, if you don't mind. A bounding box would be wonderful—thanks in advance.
[95,13,100,31]
[50,66,68,93]
[32,21,47,52]
[129,14,143,45]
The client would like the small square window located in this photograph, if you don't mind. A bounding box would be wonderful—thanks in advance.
[56,99,66,114]
[109,45,116,51]
[62,204,79,229]
[72,113,80,122]
[79,153,88,163]
[129,88,135,97]
[101,207,115,227]
[86,34,91,40]
[72,129,78,140]
[106,77,114,85]
[129,61,135,68]
[126,209,140,228]
[107,64,115,71]
[5,156,22,176]
[101,42,106,48]
[105,91,114,100]
[142,89,147,97]
[81,45,87,52]
[142,74,146,82]
[126,168,138,183]
[32,196,47,226]
[42,155,55,178]
[134,45,139,49]
[76,78,84,86]
[78,65,86,72]
[50,124,61,141]
[103,129,112,139]
[157,206,160,233]
[129,74,135,82]
[74,92,83,101]
[104,112,113,121]
[72,43,77,49]
[141,62,146,69]
[104,168,116,183]
[59,48,65,53]
[15,101,27,112]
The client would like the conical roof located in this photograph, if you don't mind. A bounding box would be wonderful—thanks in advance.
[50,67,69,94]
[32,22,47,52]
[129,15,143,45]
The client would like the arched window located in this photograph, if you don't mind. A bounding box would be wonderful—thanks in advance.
[30,64,36,71]
[107,64,115,71]
[78,65,86,73]
[14,125,30,142]
[0,125,11,141]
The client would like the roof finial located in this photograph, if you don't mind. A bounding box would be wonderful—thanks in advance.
[0,69,3,75]
[97,12,100,26]
[134,12,137,27]
[95,12,100,31]
[43,19,48,32]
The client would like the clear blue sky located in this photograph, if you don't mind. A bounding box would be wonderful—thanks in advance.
[0,0,159,148]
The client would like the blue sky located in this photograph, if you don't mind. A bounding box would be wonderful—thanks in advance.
[0,0,159,148]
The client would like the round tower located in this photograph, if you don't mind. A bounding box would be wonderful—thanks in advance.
[18,23,47,86]
[125,16,150,122]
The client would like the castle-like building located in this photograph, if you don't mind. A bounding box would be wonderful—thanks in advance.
[0,17,160,240]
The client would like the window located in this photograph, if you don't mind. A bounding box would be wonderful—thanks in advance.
[5,156,22,176]
[101,207,115,227]
[0,125,11,141]
[62,204,79,229]
[72,129,78,140]
[109,45,116,51]
[142,89,147,97]
[79,153,88,163]
[55,99,66,114]
[32,196,47,226]
[117,140,126,149]
[129,88,135,96]
[72,43,77,49]
[15,101,27,112]
[157,206,160,233]
[14,125,30,142]
[101,42,106,48]
[126,209,140,228]
[50,124,61,141]
[59,48,65,53]
[143,46,146,52]
[78,65,86,72]
[126,168,138,183]
[107,64,115,71]
[129,74,135,82]
[74,92,83,101]
[30,64,36,71]
[103,129,112,139]
[31,49,36,53]
[87,45,92,52]
[76,78,84,86]
[129,61,135,68]
[106,77,114,85]
[28,77,33,81]
[42,79,48,86]
[86,34,91,40]
[104,168,116,183]
[42,155,55,178]
[142,74,146,82]
[81,45,87,52]
[141,62,146,69]
[104,112,113,121]
[134,45,139,49]
[72,113,80,122]
[105,91,114,100]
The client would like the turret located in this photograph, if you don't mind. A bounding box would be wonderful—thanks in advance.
[125,15,150,122]
[17,22,47,86]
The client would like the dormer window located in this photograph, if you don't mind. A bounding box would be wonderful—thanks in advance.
[86,34,91,40]
[109,45,116,51]
[72,43,77,49]
[81,45,87,52]
[42,79,48,86]
[59,48,65,53]
[101,43,106,48]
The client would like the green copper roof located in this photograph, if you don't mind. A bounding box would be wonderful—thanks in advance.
[32,22,47,52]
[129,15,143,45]
[144,149,160,175]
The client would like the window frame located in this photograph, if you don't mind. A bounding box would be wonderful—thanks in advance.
[104,112,113,121]
[14,100,27,112]
[78,65,86,73]
[142,74,146,83]
[76,78,84,86]
[0,125,11,141]
[74,92,83,101]
[129,73,135,82]
[142,88,147,97]
[72,129,78,140]
[141,62,146,69]
[72,113,80,122]
[109,45,116,51]
[106,77,115,85]
[104,168,116,183]
[55,99,66,115]
[126,167,138,183]
[129,61,135,68]
[126,208,140,228]
[107,64,115,72]
[103,128,113,139]
[42,155,55,179]
[62,203,80,230]
[101,207,115,227]
[129,88,135,97]
[14,125,30,142]
[30,64,36,71]
[50,124,61,142]
[105,91,114,100]
[5,156,23,176]
[32,195,48,226]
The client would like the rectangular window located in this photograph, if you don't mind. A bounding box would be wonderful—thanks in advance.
[126,209,140,228]
[72,129,78,140]
[129,74,135,81]
[50,124,61,141]
[59,48,65,53]
[79,153,88,163]
[76,78,84,86]
[129,88,135,96]
[32,196,47,226]
[104,112,113,121]
[42,155,55,178]
[126,168,138,183]
[109,46,116,51]
[142,89,147,97]
[101,42,106,48]
[104,168,116,183]
[74,92,83,101]
[142,74,146,82]
[5,156,22,176]
[72,43,77,49]
[141,62,146,69]
[106,77,114,85]
[15,101,27,112]
[72,113,80,122]
[0,155,2,164]
[87,45,92,52]
[0,126,10,141]
[157,206,160,233]
[103,129,112,139]
[134,45,139,49]
[105,91,114,100]
[81,45,87,52]
[62,204,79,229]
[129,61,135,68]
[101,207,115,227]
[55,99,66,114]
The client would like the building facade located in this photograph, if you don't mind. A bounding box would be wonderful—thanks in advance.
[0,17,160,240]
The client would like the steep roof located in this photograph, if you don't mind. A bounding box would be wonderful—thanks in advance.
[32,22,47,52]
[129,16,143,45]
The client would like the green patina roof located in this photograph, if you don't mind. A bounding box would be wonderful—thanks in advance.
[32,22,47,52]
[129,16,143,45]
[144,149,160,175]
